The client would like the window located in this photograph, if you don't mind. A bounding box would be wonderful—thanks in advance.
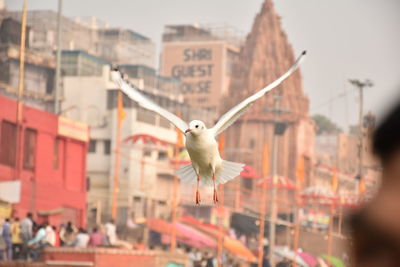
[158,151,168,160]
[104,140,111,155]
[241,178,253,190]
[23,128,36,170]
[159,117,171,129]
[86,177,90,191]
[0,121,17,166]
[88,140,96,153]
[249,139,255,149]
[137,107,156,125]
[53,138,60,169]
[143,148,152,157]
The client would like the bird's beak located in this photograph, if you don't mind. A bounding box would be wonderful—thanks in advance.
[185,129,191,133]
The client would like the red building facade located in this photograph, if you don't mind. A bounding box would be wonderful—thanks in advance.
[0,95,88,226]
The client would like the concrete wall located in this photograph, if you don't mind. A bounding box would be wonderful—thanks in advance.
[42,247,188,267]
[62,66,180,223]
[0,96,88,226]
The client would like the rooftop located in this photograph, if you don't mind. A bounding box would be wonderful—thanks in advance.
[62,50,110,65]
[163,23,244,47]
[98,28,151,42]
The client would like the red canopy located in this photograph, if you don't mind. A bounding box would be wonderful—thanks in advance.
[257,176,296,190]
[147,218,217,248]
[123,134,171,146]
[240,165,260,179]
[180,216,256,262]
[180,216,227,234]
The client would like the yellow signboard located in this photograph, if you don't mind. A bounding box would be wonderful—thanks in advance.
[58,116,89,142]
[0,203,12,218]
[162,42,225,110]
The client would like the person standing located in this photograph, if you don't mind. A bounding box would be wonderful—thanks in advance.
[20,213,33,242]
[103,219,131,249]
[205,252,215,267]
[27,222,49,260]
[89,227,103,247]
[104,219,117,246]
[11,217,22,260]
[45,225,56,247]
[2,218,12,261]
[0,221,7,260]
[73,228,90,248]
[187,248,197,267]
[59,221,78,246]
[52,226,60,247]
[20,212,33,260]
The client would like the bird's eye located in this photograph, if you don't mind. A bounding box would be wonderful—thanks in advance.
[195,125,199,128]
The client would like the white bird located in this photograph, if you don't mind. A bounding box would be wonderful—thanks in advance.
[111,51,306,205]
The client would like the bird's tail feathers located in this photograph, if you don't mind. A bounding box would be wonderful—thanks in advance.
[217,160,245,185]
[175,164,197,185]
[175,160,244,186]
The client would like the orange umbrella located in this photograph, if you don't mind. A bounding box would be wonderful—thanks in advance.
[223,236,257,262]
[147,218,217,248]
[146,218,185,238]
[181,219,256,262]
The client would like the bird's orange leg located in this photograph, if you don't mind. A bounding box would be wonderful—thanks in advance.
[213,173,218,204]
[196,175,201,205]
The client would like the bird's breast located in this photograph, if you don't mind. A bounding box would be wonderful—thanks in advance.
[185,134,220,169]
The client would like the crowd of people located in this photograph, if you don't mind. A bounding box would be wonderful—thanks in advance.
[0,213,126,261]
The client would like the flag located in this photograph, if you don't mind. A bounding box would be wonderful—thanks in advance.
[359,178,366,195]
[117,91,126,121]
[331,169,338,193]
[262,144,269,177]
[176,112,184,148]
[177,127,184,148]
[296,156,305,184]
[218,132,225,158]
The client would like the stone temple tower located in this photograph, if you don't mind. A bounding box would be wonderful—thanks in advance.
[223,0,315,186]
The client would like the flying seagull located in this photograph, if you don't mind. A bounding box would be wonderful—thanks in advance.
[111,51,306,205]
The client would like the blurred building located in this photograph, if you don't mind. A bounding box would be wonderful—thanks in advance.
[97,28,156,68]
[7,10,156,68]
[7,10,96,56]
[314,132,380,198]
[0,17,56,112]
[161,24,243,113]
[0,95,89,226]
[61,62,215,225]
[222,0,315,216]
[61,50,109,77]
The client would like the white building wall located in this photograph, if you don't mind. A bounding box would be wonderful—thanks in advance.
[63,66,179,223]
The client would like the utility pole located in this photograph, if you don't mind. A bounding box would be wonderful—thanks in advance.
[14,0,27,180]
[111,91,124,219]
[258,144,269,267]
[54,0,62,114]
[217,132,225,267]
[265,94,291,266]
[349,79,373,194]
[171,118,183,252]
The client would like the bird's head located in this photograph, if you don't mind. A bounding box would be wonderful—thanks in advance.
[185,120,206,136]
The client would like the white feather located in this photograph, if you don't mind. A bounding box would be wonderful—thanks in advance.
[110,71,188,134]
[210,51,307,137]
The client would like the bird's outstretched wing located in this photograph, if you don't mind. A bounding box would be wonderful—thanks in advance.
[210,51,307,137]
[111,70,188,134]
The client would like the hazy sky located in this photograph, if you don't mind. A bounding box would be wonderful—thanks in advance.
[6,0,400,130]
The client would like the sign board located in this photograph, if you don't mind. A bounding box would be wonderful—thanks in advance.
[0,203,12,218]
[58,116,89,142]
[162,42,225,110]
[0,180,21,203]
